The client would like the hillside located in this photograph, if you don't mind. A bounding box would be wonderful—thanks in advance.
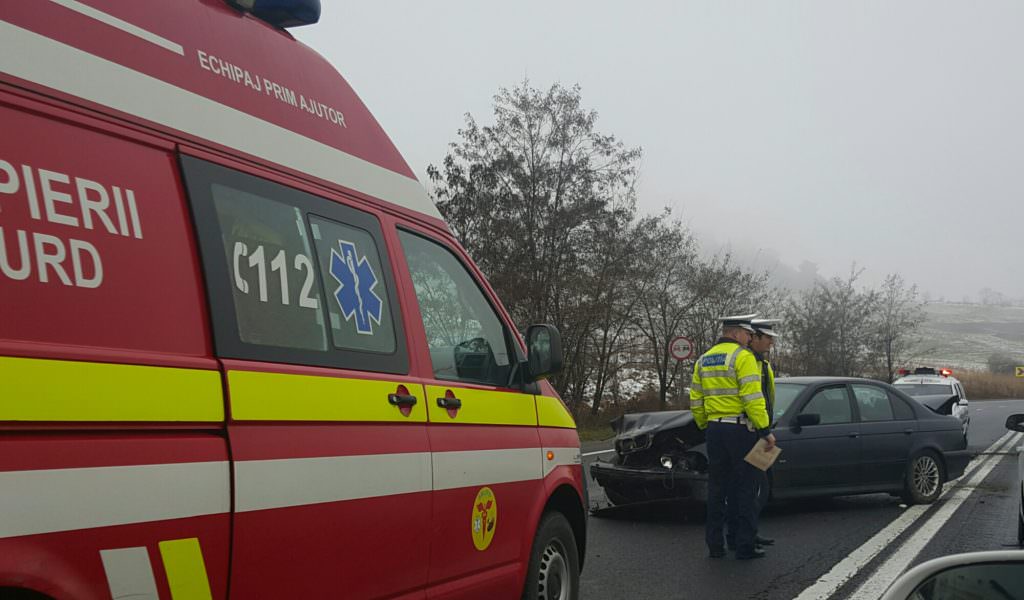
[913,303,1024,370]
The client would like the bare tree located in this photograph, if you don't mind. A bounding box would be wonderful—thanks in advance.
[632,219,699,410]
[634,240,771,410]
[782,267,878,376]
[874,273,926,382]
[428,81,642,407]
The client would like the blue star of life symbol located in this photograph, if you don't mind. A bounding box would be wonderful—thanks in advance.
[329,239,383,335]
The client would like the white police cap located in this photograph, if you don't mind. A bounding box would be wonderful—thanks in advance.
[751,318,780,337]
[720,313,758,332]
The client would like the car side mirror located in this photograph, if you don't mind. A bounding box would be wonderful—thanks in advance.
[880,551,1024,600]
[795,413,821,428]
[525,324,563,382]
[1005,413,1024,433]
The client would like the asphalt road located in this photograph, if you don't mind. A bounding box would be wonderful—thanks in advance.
[578,399,1024,600]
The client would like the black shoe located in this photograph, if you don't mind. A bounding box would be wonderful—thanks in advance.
[756,535,775,546]
[736,548,767,560]
[709,547,726,559]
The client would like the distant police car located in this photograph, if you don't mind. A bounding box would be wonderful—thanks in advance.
[894,368,970,439]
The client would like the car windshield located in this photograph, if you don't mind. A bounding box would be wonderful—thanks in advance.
[773,383,806,420]
[896,383,953,396]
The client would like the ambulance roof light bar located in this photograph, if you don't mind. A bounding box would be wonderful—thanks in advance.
[228,0,321,28]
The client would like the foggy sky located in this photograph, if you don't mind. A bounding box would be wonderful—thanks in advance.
[295,1,1024,301]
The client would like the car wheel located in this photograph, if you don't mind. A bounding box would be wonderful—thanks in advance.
[902,450,945,504]
[522,512,579,600]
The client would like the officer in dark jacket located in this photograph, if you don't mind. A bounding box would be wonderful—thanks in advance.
[748,319,780,539]
[725,318,780,551]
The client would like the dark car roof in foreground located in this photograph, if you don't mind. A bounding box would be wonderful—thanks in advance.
[775,376,883,385]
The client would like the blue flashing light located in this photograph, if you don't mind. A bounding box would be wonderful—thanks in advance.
[231,0,321,28]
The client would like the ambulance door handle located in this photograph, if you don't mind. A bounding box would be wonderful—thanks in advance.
[388,394,418,407]
[437,396,462,409]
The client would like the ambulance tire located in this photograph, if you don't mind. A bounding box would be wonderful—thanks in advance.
[0,589,52,600]
[522,511,579,600]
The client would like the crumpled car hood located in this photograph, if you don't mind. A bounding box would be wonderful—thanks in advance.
[911,393,960,414]
[610,410,703,443]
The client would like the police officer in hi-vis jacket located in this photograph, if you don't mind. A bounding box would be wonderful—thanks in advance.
[690,314,775,559]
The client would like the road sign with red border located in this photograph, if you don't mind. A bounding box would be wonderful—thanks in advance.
[669,336,694,361]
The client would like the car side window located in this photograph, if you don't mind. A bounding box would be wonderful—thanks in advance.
[887,391,916,420]
[182,156,407,373]
[800,386,852,424]
[398,230,513,387]
[852,385,895,422]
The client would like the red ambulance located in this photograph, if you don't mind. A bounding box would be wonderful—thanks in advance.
[0,1,586,598]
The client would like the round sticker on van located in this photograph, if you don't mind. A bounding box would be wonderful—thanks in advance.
[471,487,497,551]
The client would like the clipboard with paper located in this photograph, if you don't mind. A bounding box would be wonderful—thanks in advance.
[744,438,781,471]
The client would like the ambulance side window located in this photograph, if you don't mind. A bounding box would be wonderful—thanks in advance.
[182,156,407,374]
[397,230,513,387]
[207,182,329,352]
[308,215,396,354]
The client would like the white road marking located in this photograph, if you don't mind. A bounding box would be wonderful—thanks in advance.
[46,0,184,55]
[582,449,615,457]
[792,429,1018,600]
[852,431,1022,599]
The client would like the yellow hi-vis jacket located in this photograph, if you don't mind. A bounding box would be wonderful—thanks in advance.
[690,339,770,433]
[757,354,776,421]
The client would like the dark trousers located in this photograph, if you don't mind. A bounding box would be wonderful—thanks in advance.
[726,467,769,547]
[705,422,759,554]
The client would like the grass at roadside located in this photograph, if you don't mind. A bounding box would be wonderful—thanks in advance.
[577,424,615,442]
[956,371,1024,399]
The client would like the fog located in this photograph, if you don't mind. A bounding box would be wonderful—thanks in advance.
[296,1,1024,301]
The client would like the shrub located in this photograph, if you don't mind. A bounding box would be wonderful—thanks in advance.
[956,370,1024,400]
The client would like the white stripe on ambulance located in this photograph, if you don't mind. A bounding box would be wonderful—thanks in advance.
[46,0,184,56]
[433,448,543,491]
[0,449,581,538]
[100,547,160,600]
[0,461,230,539]
[234,453,434,513]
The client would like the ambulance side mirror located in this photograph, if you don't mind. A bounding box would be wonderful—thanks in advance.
[525,324,563,382]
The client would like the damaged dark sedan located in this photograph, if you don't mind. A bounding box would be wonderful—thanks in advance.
[590,377,972,509]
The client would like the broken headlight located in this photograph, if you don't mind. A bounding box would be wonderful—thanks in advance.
[615,433,653,454]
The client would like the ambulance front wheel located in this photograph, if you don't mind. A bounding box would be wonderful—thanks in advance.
[522,511,579,600]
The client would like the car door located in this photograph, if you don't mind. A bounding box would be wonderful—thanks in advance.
[182,156,431,600]
[852,384,915,488]
[394,227,544,600]
[773,384,860,495]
